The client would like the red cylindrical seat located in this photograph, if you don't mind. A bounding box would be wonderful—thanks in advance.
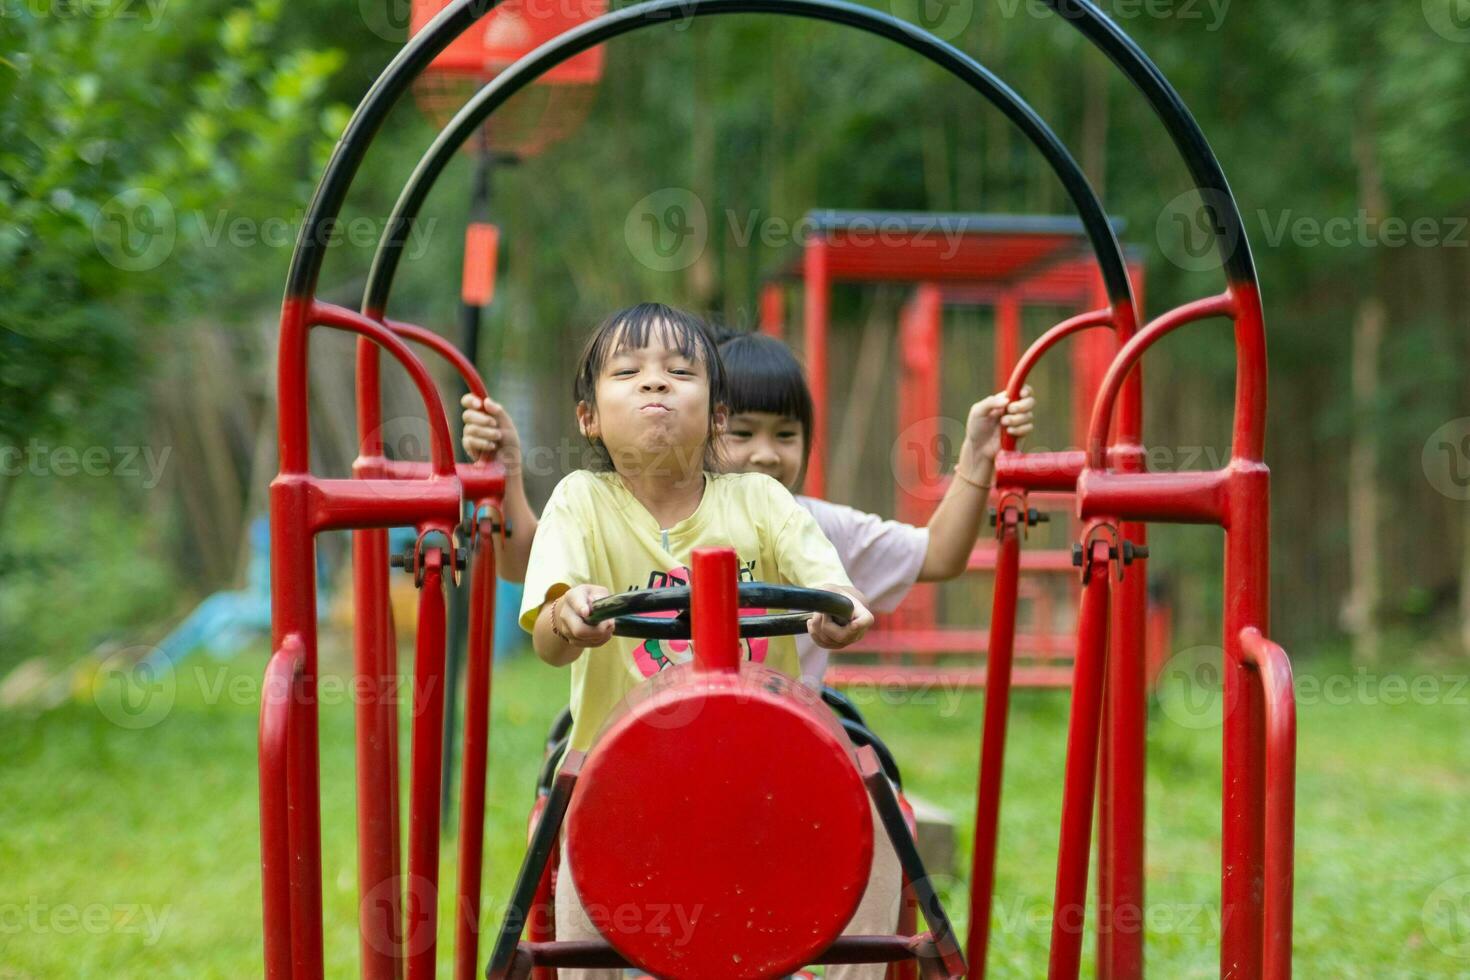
[565,662,874,980]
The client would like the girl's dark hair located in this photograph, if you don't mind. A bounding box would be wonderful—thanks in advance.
[716,331,815,471]
[573,302,727,471]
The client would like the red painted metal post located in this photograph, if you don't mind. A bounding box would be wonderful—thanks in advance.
[966,506,1022,975]
[1222,461,1270,977]
[407,548,450,980]
[353,340,404,979]
[1047,537,1113,980]
[691,547,741,672]
[803,240,830,497]
[454,534,498,980]
[259,636,306,979]
[761,281,785,339]
[995,290,1021,391]
[1238,627,1295,980]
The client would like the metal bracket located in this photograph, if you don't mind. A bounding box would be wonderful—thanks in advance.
[389,526,466,587]
[1070,524,1148,582]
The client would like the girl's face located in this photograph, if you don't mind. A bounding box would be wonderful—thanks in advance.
[720,411,804,490]
[578,330,718,474]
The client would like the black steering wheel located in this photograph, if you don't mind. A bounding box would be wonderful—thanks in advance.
[585,583,853,640]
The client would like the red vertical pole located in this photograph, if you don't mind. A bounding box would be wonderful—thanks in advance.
[1047,539,1112,980]
[1222,465,1270,976]
[760,281,785,339]
[407,549,449,980]
[354,340,404,979]
[995,291,1021,392]
[267,298,326,979]
[966,506,1022,976]
[454,533,498,980]
[803,240,830,498]
[1096,284,1146,980]
[691,547,741,673]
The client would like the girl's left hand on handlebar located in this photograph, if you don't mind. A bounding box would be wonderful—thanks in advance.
[808,587,874,649]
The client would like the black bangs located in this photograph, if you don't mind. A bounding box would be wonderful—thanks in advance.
[716,332,815,461]
[574,302,725,408]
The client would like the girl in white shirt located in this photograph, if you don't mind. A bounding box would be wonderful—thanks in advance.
[714,332,1035,687]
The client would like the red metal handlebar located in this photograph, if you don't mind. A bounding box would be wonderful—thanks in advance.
[309,301,461,478]
[1237,628,1296,980]
[998,306,1114,455]
[258,635,308,980]
[1084,291,1237,470]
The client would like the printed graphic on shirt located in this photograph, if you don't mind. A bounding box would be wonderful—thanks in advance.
[628,561,770,677]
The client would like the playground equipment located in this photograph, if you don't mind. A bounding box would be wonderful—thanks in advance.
[259,0,1295,977]
[485,552,966,978]
[408,0,607,834]
[758,211,1151,691]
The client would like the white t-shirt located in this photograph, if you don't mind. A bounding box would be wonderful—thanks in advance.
[795,495,929,687]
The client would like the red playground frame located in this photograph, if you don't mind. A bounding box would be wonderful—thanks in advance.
[259,1,1295,977]
[758,210,1153,691]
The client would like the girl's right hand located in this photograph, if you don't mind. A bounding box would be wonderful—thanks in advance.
[554,584,616,647]
[460,393,523,473]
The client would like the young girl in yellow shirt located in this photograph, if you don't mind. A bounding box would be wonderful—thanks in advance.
[515,302,874,753]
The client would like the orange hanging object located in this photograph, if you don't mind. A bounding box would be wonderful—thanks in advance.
[461,222,499,307]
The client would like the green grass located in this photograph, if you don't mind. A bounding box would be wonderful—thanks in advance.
[2,647,1469,977]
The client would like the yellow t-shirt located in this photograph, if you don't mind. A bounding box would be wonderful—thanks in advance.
[520,469,854,752]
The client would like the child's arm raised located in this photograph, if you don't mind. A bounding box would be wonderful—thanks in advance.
[531,584,614,666]
[461,393,539,582]
[918,386,1035,582]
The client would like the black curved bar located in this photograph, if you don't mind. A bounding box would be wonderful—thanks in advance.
[545,706,573,750]
[1044,0,1257,287]
[537,735,568,794]
[359,0,1133,315]
[586,582,854,639]
[841,718,903,789]
[821,686,869,728]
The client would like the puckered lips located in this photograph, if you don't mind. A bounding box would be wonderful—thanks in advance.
[639,401,673,415]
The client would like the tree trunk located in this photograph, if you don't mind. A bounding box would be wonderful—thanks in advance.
[1342,106,1385,663]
